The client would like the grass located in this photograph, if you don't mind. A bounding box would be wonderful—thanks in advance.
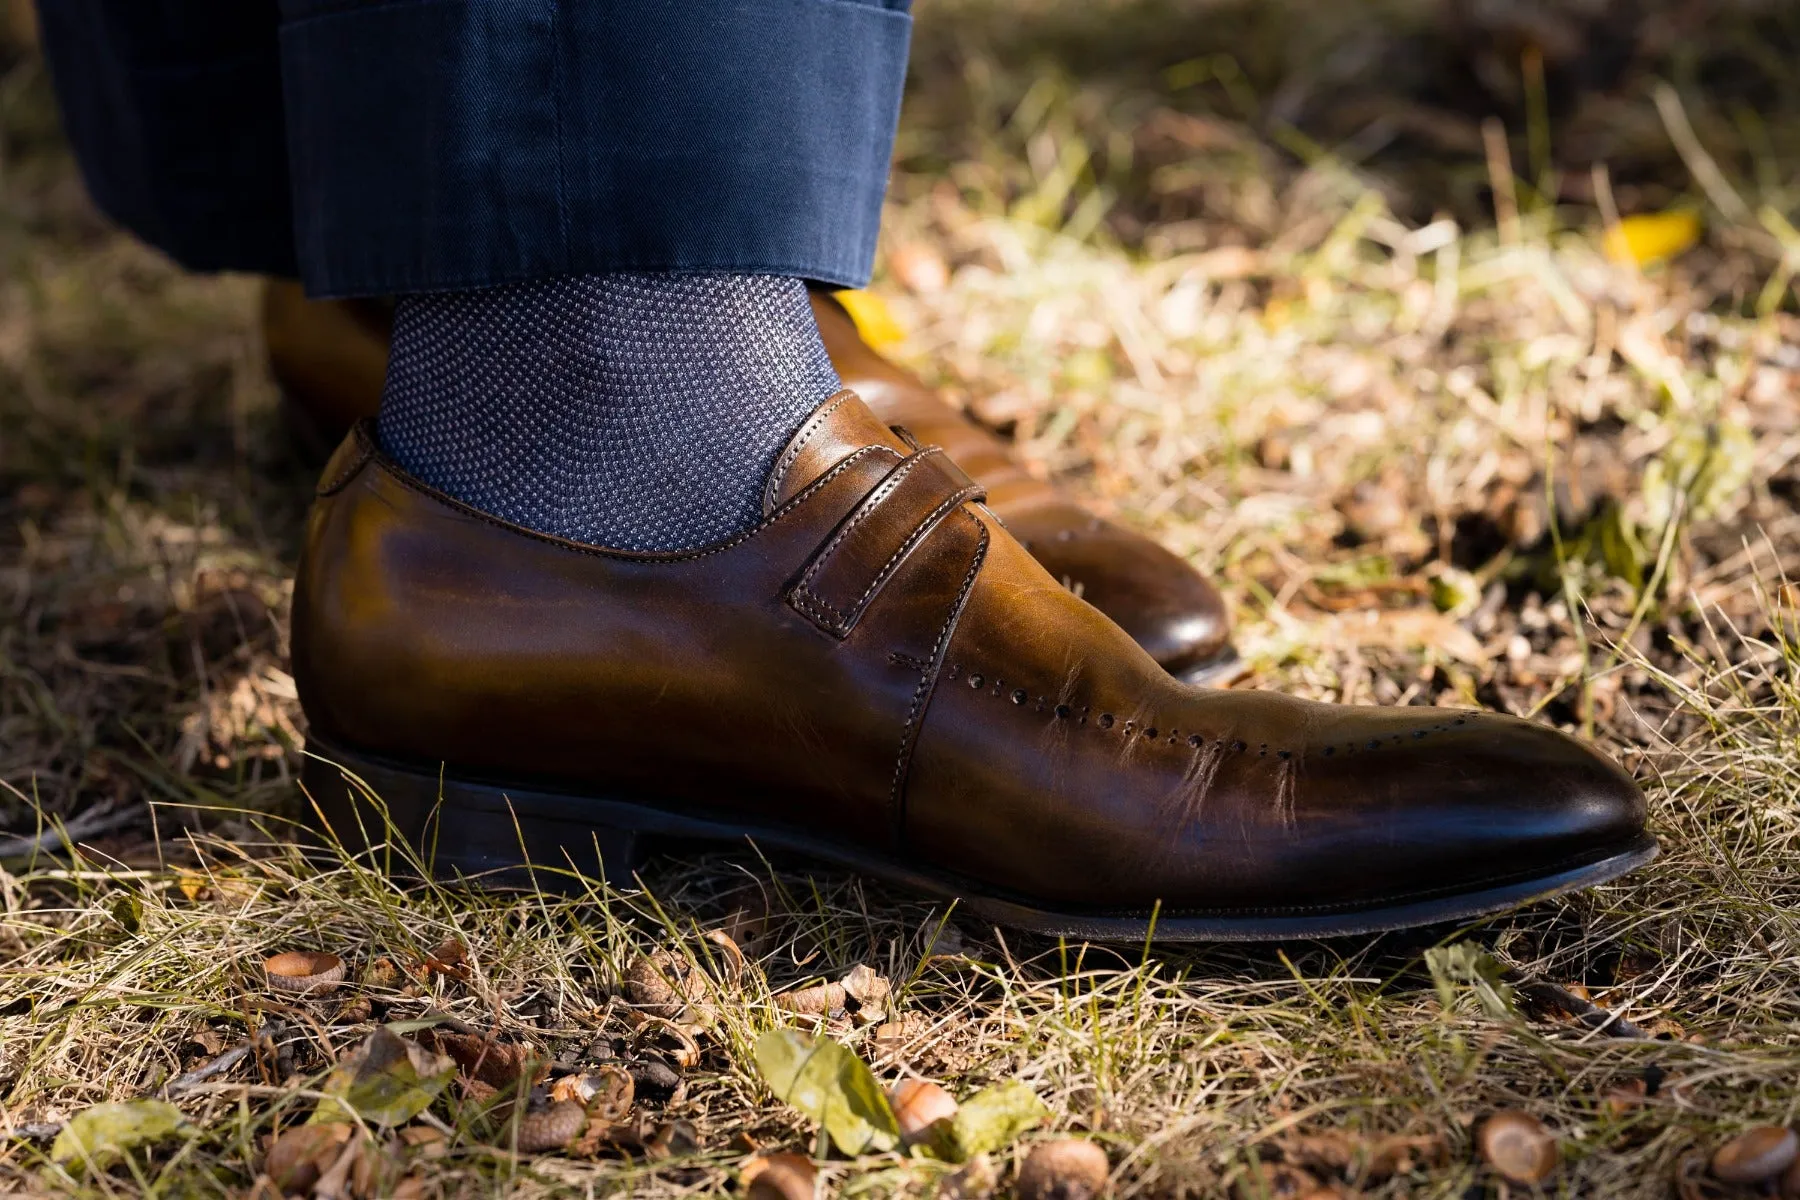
[3,0,1800,1194]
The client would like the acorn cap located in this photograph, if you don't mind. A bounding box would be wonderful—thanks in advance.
[1478,1110,1557,1186]
[263,951,346,996]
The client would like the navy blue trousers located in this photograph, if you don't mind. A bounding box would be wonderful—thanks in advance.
[36,0,912,296]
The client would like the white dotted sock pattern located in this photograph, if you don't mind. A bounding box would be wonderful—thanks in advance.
[377,273,842,551]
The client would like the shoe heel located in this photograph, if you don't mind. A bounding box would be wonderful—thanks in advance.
[300,738,643,890]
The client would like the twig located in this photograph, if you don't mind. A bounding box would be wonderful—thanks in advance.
[5,1122,64,1140]
[1652,82,1751,224]
[0,801,141,861]
[1482,119,1519,247]
[163,1042,254,1096]
[1514,979,1649,1040]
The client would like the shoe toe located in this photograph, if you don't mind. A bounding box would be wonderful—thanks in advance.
[1290,708,1647,907]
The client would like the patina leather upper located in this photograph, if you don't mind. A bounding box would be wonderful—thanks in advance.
[292,391,1646,917]
[264,280,1233,679]
[807,291,1232,678]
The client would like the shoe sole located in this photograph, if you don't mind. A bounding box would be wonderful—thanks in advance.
[300,734,1658,943]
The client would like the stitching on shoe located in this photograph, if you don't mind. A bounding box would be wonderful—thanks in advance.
[350,421,904,565]
[848,485,984,615]
[796,446,939,593]
[790,455,982,636]
[889,510,989,847]
[316,439,374,497]
[788,587,849,632]
[763,389,856,514]
[790,448,939,630]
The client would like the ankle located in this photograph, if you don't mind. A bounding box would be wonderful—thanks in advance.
[377,273,840,550]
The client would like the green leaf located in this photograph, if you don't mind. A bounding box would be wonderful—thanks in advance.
[311,1025,456,1128]
[1428,567,1482,618]
[1424,941,1517,1019]
[947,1081,1048,1161]
[108,893,141,935]
[753,1027,899,1156]
[51,1099,187,1168]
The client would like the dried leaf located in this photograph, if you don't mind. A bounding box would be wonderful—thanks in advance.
[703,929,747,982]
[264,1123,353,1193]
[349,1134,408,1198]
[423,937,469,981]
[551,1065,634,1120]
[841,964,891,1009]
[947,1081,1048,1161]
[753,1028,900,1155]
[777,965,892,1023]
[312,1026,456,1128]
[1364,1133,1448,1180]
[418,1029,545,1090]
[399,1126,449,1160]
[775,981,845,1017]
[570,1114,644,1158]
[333,997,375,1025]
[361,957,404,990]
[644,1119,700,1159]
[51,1099,187,1169]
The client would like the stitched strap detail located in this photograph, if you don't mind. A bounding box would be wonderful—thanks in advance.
[762,389,857,515]
[787,446,986,637]
[317,421,377,496]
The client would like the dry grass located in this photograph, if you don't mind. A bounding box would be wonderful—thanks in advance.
[3,0,1800,1195]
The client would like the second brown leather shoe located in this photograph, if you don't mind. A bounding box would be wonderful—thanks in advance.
[296,391,1654,940]
[263,280,1235,682]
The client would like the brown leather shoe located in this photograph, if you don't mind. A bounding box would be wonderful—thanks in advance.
[806,291,1234,682]
[263,280,1235,682]
[295,391,1654,940]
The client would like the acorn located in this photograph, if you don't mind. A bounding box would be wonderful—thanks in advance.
[890,1079,958,1148]
[263,950,345,996]
[1710,1125,1798,1185]
[743,1152,817,1200]
[1017,1138,1110,1200]
[622,949,712,1022]
[514,1100,586,1153]
[1478,1110,1557,1186]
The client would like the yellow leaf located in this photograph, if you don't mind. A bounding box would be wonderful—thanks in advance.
[832,289,907,352]
[1602,210,1701,266]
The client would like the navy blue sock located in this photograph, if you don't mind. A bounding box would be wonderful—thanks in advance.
[378,273,841,551]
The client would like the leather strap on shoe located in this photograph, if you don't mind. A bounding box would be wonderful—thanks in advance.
[788,446,985,637]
